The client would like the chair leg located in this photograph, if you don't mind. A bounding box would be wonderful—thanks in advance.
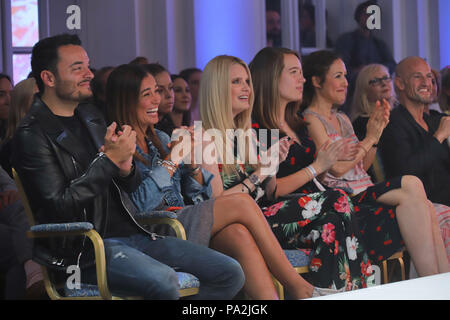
[398,257,405,281]
[272,276,284,300]
[382,260,388,284]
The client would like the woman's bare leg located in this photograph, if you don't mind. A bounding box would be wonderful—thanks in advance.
[210,224,279,300]
[426,201,450,272]
[376,176,449,276]
[211,193,313,299]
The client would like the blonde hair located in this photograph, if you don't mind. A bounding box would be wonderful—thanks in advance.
[199,55,255,176]
[5,77,37,140]
[350,64,396,121]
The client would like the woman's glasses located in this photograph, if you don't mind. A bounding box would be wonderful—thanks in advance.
[368,75,391,86]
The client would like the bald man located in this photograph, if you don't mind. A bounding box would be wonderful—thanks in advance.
[379,57,450,205]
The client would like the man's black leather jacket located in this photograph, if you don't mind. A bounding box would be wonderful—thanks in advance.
[11,96,145,270]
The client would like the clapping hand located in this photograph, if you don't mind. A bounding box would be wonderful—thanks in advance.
[100,122,136,175]
[260,136,293,176]
[366,99,390,144]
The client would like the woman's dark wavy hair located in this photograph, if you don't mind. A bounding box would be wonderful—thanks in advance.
[300,50,341,112]
[106,64,167,162]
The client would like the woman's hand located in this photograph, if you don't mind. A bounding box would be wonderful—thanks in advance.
[366,99,390,144]
[169,126,197,166]
[313,139,347,173]
[260,136,293,176]
[338,138,359,161]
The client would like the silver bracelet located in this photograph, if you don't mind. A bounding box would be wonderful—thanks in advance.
[306,165,317,178]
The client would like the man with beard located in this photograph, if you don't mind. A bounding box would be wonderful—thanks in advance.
[266,10,281,47]
[379,56,450,206]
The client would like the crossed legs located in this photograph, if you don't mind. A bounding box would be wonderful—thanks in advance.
[377,175,450,276]
[209,193,314,299]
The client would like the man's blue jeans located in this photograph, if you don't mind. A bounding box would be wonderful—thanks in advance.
[82,234,245,299]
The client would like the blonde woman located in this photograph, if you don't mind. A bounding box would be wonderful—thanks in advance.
[200,54,375,292]
[350,64,396,141]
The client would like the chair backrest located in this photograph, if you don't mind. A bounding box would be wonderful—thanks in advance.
[12,168,36,226]
[372,153,386,184]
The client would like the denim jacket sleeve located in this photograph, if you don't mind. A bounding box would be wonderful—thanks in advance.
[180,166,214,204]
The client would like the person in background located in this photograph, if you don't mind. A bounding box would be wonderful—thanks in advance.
[439,67,450,115]
[91,66,115,116]
[152,74,191,136]
[335,0,396,116]
[180,68,202,124]
[0,77,38,177]
[0,74,13,141]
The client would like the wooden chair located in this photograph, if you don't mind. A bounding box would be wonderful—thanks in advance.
[12,168,199,300]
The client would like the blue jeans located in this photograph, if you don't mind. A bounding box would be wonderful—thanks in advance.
[82,234,244,299]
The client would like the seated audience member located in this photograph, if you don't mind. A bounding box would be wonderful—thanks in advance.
[179,68,202,124]
[0,74,13,141]
[171,75,192,127]
[350,64,396,182]
[300,50,450,272]
[90,66,114,116]
[439,66,450,115]
[425,69,443,114]
[11,33,244,300]
[380,57,450,207]
[0,166,43,299]
[351,64,396,140]
[151,74,191,136]
[143,64,176,134]
[106,63,334,300]
[129,56,149,65]
[1,78,38,177]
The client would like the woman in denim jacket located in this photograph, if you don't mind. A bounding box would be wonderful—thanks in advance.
[106,63,333,299]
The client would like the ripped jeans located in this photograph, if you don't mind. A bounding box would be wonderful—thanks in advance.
[82,234,245,300]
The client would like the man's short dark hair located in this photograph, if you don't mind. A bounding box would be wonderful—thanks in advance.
[31,33,82,93]
[354,0,377,23]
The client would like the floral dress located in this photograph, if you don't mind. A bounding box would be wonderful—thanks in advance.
[259,119,405,266]
[219,161,372,290]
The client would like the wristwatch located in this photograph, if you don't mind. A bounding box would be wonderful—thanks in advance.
[248,173,261,187]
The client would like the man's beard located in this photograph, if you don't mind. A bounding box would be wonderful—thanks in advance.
[55,79,92,103]
[406,88,433,105]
